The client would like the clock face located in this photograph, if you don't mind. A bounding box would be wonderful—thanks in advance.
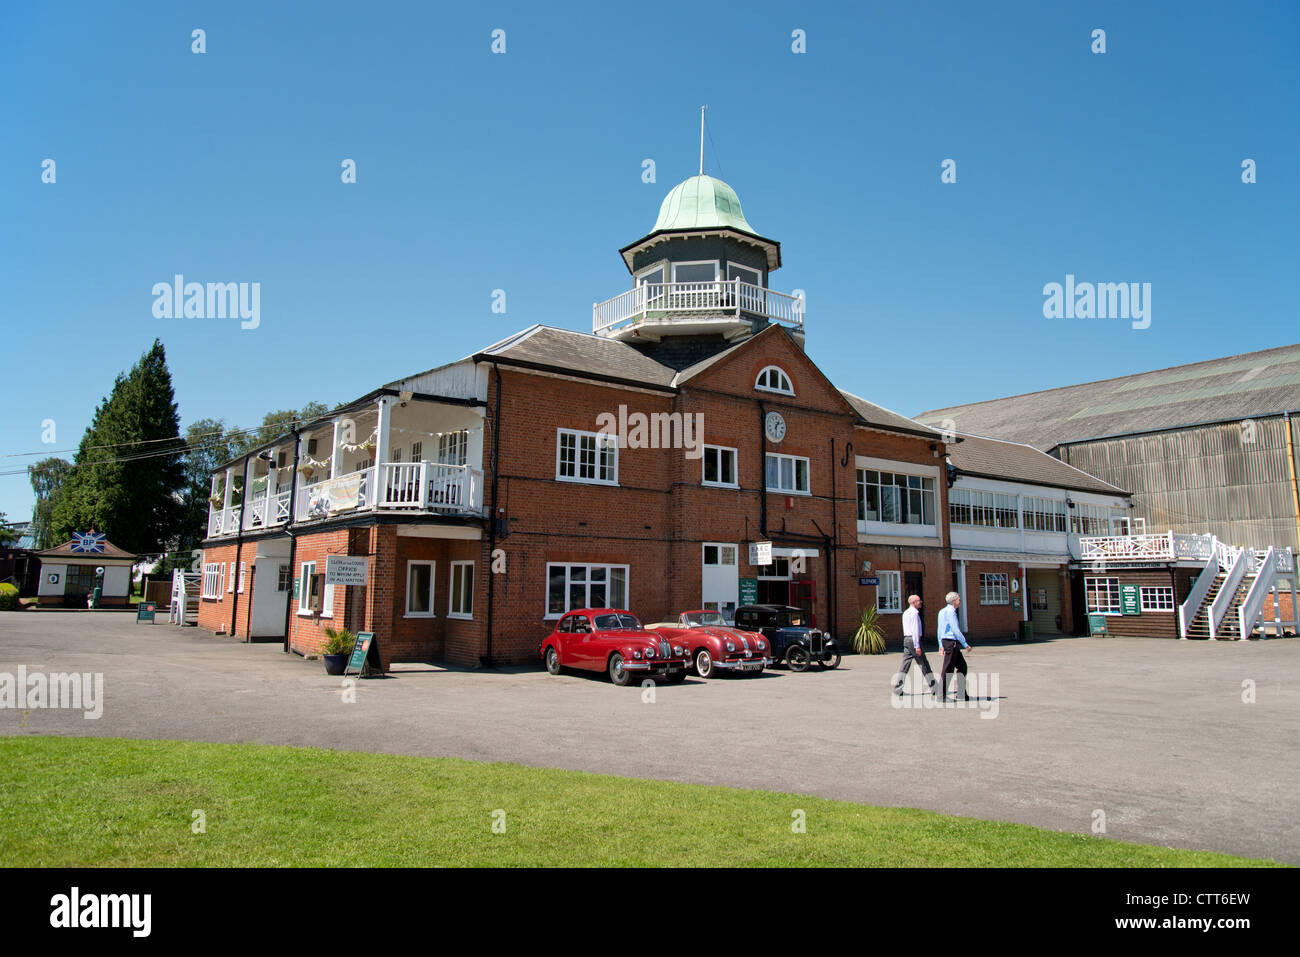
[765,411,786,443]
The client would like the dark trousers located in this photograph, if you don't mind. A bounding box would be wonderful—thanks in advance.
[893,642,935,694]
[940,639,969,699]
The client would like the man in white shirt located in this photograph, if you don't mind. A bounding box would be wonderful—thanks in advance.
[893,594,937,697]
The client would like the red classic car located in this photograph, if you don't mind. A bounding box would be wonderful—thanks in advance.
[540,609,691,686]
[647,610,772,678]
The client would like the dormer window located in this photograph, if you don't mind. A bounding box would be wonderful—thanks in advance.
[755,366,794,396]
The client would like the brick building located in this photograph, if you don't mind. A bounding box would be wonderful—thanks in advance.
[203,173,1278,664]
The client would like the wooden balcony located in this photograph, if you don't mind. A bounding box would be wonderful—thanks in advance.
[593,280,804,338]
[294,462,484,523]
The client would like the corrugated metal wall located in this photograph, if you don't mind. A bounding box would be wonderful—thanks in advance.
[1058,416,1300,553]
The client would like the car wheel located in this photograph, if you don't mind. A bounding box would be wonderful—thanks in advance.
[665,669,687,684]
[817,650,841,670]
[608,653,632,686]
[545,646,561,675]
[787,646,811,672]
[695,649,716,679]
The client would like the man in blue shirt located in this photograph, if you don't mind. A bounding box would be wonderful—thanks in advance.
[937,591,972,701]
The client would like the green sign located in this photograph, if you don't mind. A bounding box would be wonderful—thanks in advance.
[1012,596,1021,611]
[1120,584,1141,616]
[739,578,758,606]
[346,632,374,677]
[136,602,156,623]
[292,576,301,599]
[1088,614,1108,635]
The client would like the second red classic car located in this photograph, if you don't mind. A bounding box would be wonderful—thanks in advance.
[647,610,772,678]
[540,609,691,686]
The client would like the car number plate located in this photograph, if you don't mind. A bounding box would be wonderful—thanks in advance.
[738,662,761,672]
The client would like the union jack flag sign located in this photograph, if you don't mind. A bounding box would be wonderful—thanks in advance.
[71,532,106,553]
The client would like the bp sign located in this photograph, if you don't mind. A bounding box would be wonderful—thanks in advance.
[1120,584,1141,616]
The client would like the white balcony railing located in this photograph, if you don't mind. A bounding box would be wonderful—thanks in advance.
[593,280,805,335]
[377,462,483,514]
[1075,532,1210,563]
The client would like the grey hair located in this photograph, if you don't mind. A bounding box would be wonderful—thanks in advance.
[945,591,961,604]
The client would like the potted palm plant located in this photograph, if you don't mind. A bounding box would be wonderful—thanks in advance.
[853,605,887,655]
[322,625,356,675]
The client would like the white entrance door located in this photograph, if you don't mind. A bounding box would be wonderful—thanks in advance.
[702,543,739,621]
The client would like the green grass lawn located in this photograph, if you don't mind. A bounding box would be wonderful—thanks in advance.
[0,736,1279,867]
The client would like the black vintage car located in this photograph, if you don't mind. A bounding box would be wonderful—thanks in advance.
[732,604,840,672]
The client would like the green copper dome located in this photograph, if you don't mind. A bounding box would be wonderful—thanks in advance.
[652,175,758,235]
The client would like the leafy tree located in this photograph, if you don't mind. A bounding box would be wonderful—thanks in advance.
[51,340,186,554]
[0,512,19,547]
[177,418,239,551]
[230,401,330,456]
[28,457,72,549]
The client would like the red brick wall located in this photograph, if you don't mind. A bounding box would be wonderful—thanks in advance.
[960,561,1025,640]
[197,541,257,638]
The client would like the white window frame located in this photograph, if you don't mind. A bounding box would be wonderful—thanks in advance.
[438,430,468,466]
[545,563,630,619]
[405,560,437,618]
[449,561,474,620]
[702,444,738,488]
[726,263,761,287]
[861,469,937,526]
[636,264,666,287]
[556,428,619,486]
[217,562,226,599]
[671,259,719,283]
[228,561,235,593]
[1139,585,1176,612]
[702,543,738,566]
[979,573,1010,605]
[238,562,246,593]
[297,560,334,618]
[877,570,902,614]
[277,564,291,592]
[754,365,795,396]
[410,440,423,463]
[765,453,810,495]
[1085,577,1121,615]
[202,562,221,599]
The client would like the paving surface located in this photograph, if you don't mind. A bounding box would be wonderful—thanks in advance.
[1,611,1297,863]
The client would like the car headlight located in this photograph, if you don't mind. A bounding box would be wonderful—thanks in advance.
[757,640,765,650]
[645,646,654,658]
[633,649,643,659]
[726,641,736,652]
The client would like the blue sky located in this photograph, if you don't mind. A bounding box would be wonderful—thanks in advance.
[2,0,1297,521]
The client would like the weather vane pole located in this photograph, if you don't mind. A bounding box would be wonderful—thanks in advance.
[699,105,707,175]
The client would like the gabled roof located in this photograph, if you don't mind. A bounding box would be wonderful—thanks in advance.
[915,343,1300,450]
[474,324,679,390]
[839,390,945,440]
[38,538,137,560]
[948,432,1128,496]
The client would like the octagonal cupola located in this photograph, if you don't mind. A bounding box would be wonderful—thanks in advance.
[593,174,802,345]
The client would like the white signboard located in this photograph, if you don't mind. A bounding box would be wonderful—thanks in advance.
[748,541,772,566]
[325,555,369,587]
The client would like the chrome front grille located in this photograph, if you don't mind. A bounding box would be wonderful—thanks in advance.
[660,639,671,658]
